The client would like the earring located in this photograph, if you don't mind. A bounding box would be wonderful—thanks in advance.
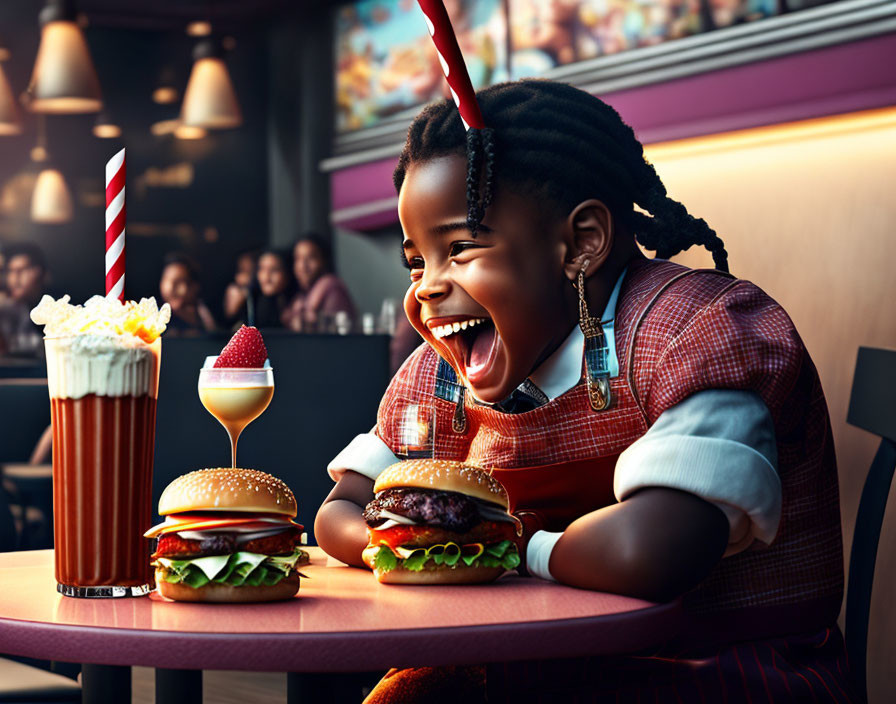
[576,259,612,411]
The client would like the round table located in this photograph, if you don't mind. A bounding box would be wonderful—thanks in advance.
[0,548,682,703]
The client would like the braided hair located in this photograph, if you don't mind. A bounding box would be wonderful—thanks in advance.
[394,79,728,272]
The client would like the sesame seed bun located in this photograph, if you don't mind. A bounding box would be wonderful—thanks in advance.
[157,468,297,517]
[373,460,508,509]
[155,570,300,603]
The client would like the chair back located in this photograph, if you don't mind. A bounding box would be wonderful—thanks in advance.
[845,346,896,702]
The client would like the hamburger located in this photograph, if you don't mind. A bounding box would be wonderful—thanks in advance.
[145,468,309,602]
[362,460,521,584]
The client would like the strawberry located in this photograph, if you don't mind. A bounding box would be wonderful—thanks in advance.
[214,326,268,368]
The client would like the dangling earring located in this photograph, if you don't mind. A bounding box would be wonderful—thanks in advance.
[576,259,612,411]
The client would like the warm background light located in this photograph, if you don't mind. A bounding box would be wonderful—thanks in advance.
[186,21,212,37]
[30,168,73,223]
[92,122,121,139]
[174,124,206,140]
[152,86,179,105]
[644,107,896,699]
[180,49,242,130]
[0,63,23,135]
[27,18,102,113]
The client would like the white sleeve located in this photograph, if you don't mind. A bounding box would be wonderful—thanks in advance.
[614,390,781,556]
[327,427,400,482]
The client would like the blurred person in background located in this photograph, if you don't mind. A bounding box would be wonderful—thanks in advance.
[158,252,217,335]
[254,248,296,328]
[0,250,8,305]
[222,248,259,329]
[284,233,356,333]
[0,242,50,356]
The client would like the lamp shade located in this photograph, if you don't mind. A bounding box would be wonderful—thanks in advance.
[0,63,22,135]
[31,168,73,223]
[180,41,241,129]
[28,17,102,114]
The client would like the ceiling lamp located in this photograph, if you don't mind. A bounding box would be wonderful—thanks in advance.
[92,112,121,139]
[0,62,23,136]
[27,0,102,114]
[174,124,206,140]
[180,39,241,130]
[31,168,73,223]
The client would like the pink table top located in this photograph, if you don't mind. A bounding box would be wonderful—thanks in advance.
[0,549,682,672]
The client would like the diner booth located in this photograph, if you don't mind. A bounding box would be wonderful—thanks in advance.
[0,0,894,701]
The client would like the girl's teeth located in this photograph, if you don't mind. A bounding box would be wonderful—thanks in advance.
[432,317,486,339]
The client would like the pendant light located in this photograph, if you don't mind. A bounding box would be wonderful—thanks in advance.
[0,60,23,135]
[27,0,102,114]
[92,111,121,139]
[30,115,73,223]
[31,168,73,223]
[180,38,241,130]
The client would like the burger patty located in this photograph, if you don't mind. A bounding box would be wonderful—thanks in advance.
[152,527,300,559]
[363,488,481,533]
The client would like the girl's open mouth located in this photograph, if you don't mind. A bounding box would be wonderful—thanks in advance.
[432,317,500,385]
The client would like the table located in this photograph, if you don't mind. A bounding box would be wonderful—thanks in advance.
[0,548,682,703]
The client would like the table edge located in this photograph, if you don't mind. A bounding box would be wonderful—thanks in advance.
[0,601,683,672]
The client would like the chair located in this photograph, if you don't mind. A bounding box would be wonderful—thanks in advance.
[845,346,896,703]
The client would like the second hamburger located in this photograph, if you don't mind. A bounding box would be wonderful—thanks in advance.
[362,460,521,584]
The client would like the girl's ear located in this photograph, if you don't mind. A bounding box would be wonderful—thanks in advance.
[563,199,614,282]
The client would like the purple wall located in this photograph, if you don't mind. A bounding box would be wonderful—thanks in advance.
[331,32,896,231]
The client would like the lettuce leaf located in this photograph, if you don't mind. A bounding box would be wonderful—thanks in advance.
[374,540,519,574]
[154,547,307,588]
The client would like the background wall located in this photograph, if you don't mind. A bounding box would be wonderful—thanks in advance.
[646,107,896,701]
[0,2,270,315]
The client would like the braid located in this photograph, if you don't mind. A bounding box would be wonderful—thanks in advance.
[394,79,729,272]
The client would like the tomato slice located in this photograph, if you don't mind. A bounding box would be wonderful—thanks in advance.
[369,521,517,549]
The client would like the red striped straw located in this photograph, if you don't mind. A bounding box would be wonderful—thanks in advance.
[416,0,485,131]
[105,148,126,302]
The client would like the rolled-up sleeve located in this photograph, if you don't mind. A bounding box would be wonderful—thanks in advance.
[614,389,781,556]
[327,427,400,482]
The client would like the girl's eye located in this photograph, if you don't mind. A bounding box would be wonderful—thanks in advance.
[408,256,425,270]
[449,241,480,257]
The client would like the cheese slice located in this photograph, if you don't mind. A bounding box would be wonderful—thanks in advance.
[144,514,301,539]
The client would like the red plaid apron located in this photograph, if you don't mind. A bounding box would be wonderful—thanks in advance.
[373,257,855,703]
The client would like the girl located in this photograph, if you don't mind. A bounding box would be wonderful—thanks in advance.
[284,234,357,333]
[315,79,854,703]
[252,248,296,329]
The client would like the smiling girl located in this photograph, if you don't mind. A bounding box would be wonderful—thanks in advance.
[315,80,854,703]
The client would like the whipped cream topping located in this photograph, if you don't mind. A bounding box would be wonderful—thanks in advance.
[44,335,161,399]
[31,295,170,400]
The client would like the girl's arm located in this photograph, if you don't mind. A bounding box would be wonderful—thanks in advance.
[314,469,375,568]
[548,487,729,602]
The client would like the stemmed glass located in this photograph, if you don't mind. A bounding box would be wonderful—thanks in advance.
[198,363,274,468]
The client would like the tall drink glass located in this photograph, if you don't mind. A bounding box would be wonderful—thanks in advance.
[33,295,169,598]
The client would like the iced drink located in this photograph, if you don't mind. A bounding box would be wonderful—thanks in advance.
[32,295,170,597]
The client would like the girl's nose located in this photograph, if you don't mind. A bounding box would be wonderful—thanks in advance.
[415,268,450,302]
